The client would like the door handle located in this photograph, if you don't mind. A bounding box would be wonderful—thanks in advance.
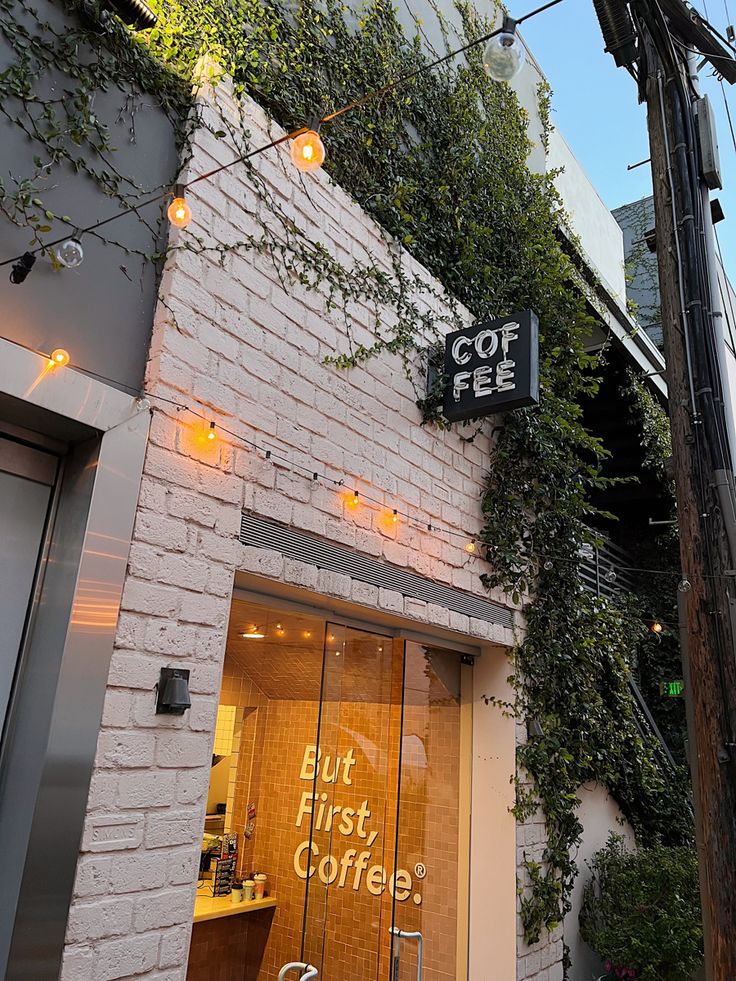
[277,962,318,981]
[389,928,423,981]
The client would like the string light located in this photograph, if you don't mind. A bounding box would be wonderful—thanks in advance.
[0,1,565,275]
[649,620,664,635]
[207,421,216,441]
[54,237,84,268]
[392,509,399,523]
[118,391,693,571]
[49,348,70,367]
[167,184,192,229]
[290,128,326,173]
[483,16,526,82]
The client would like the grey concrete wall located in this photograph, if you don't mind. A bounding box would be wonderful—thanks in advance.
[0,0,180,394]
[613,196,663,348]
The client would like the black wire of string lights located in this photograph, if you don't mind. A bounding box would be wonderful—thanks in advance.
[2,0,564,280]
[11,327,696,578]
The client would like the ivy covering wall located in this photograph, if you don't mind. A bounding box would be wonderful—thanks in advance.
[0,0,693,957]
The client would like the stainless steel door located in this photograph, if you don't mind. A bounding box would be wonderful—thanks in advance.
[0,436,59,741]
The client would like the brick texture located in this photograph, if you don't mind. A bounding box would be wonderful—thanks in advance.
[60,79,540,980]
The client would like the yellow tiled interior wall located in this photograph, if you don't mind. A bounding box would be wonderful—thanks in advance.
[213,704,237,757]
[196,634,462,981]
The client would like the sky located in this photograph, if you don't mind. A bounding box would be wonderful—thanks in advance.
[520,0,736,278]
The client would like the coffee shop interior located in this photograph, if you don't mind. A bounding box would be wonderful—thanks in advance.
[186,590,470,981]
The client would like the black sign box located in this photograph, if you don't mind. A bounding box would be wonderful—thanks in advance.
[442,310,539,422]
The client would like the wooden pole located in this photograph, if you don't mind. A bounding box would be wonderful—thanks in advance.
[644,28,736,980]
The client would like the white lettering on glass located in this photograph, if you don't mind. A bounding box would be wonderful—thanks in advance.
[291,743,424,903]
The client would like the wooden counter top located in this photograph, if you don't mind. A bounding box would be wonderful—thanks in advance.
[193,888,277,924]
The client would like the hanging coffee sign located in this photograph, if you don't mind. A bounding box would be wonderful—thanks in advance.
[442,309,539,422]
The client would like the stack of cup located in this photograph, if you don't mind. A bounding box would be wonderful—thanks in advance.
[254,873,267,900]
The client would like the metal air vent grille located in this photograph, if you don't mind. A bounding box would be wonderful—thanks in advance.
[239,512,514,630]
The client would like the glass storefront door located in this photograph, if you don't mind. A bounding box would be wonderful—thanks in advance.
[192,597,468,981]
[297,624,404,980]
[390,642,465,981]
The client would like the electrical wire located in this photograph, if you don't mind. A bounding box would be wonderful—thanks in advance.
[719,78,736,153]
[0,0,565,270]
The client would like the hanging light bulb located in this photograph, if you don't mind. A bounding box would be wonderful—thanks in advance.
[290,128,326,173]
[49,348,70,367]
[392,509,399,524]
[207,421,216,441]
[352,490,360,506]
[483,17,526,82]
[466,541,476,554]
[604,567,617,583]
[649,620,664,635]
[678,578,692,593]
[54,236,84,269]
[543,560,553,571]
[167,184,192,228]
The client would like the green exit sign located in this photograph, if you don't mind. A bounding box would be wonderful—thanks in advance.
[659,680,684,697]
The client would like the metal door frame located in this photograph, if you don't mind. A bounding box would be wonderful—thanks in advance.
[0,338,149,980]
[231,579,475,980]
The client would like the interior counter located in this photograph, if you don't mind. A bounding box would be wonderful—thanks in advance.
[193,889,277,924]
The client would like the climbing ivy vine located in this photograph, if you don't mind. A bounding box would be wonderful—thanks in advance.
[1,0,694,958]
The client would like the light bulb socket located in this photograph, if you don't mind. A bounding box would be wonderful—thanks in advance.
[10,251,36,285]
[173,182,186,199]
[501,15,517,34]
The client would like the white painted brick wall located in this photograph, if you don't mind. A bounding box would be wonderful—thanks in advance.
[60,78,545,980]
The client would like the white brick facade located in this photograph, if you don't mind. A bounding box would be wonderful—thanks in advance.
[61,80,558,981]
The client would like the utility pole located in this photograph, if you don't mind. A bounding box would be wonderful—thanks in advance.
[593,2,736,978]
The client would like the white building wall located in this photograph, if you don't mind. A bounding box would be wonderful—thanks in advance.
[60,80,531,981]
[565,783,636,981]
[546,128,628,311]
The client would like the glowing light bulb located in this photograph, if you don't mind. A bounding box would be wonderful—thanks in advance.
[352,491,360,506]
[49,348,70,367]
[392,509,399,524]
[483,21,526,82]
[167,185,192,229]
[55,238,84,268]
[207,422,216,441]
[649,621,663,635]
[290,130,326,173]
[466,541,476,553]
